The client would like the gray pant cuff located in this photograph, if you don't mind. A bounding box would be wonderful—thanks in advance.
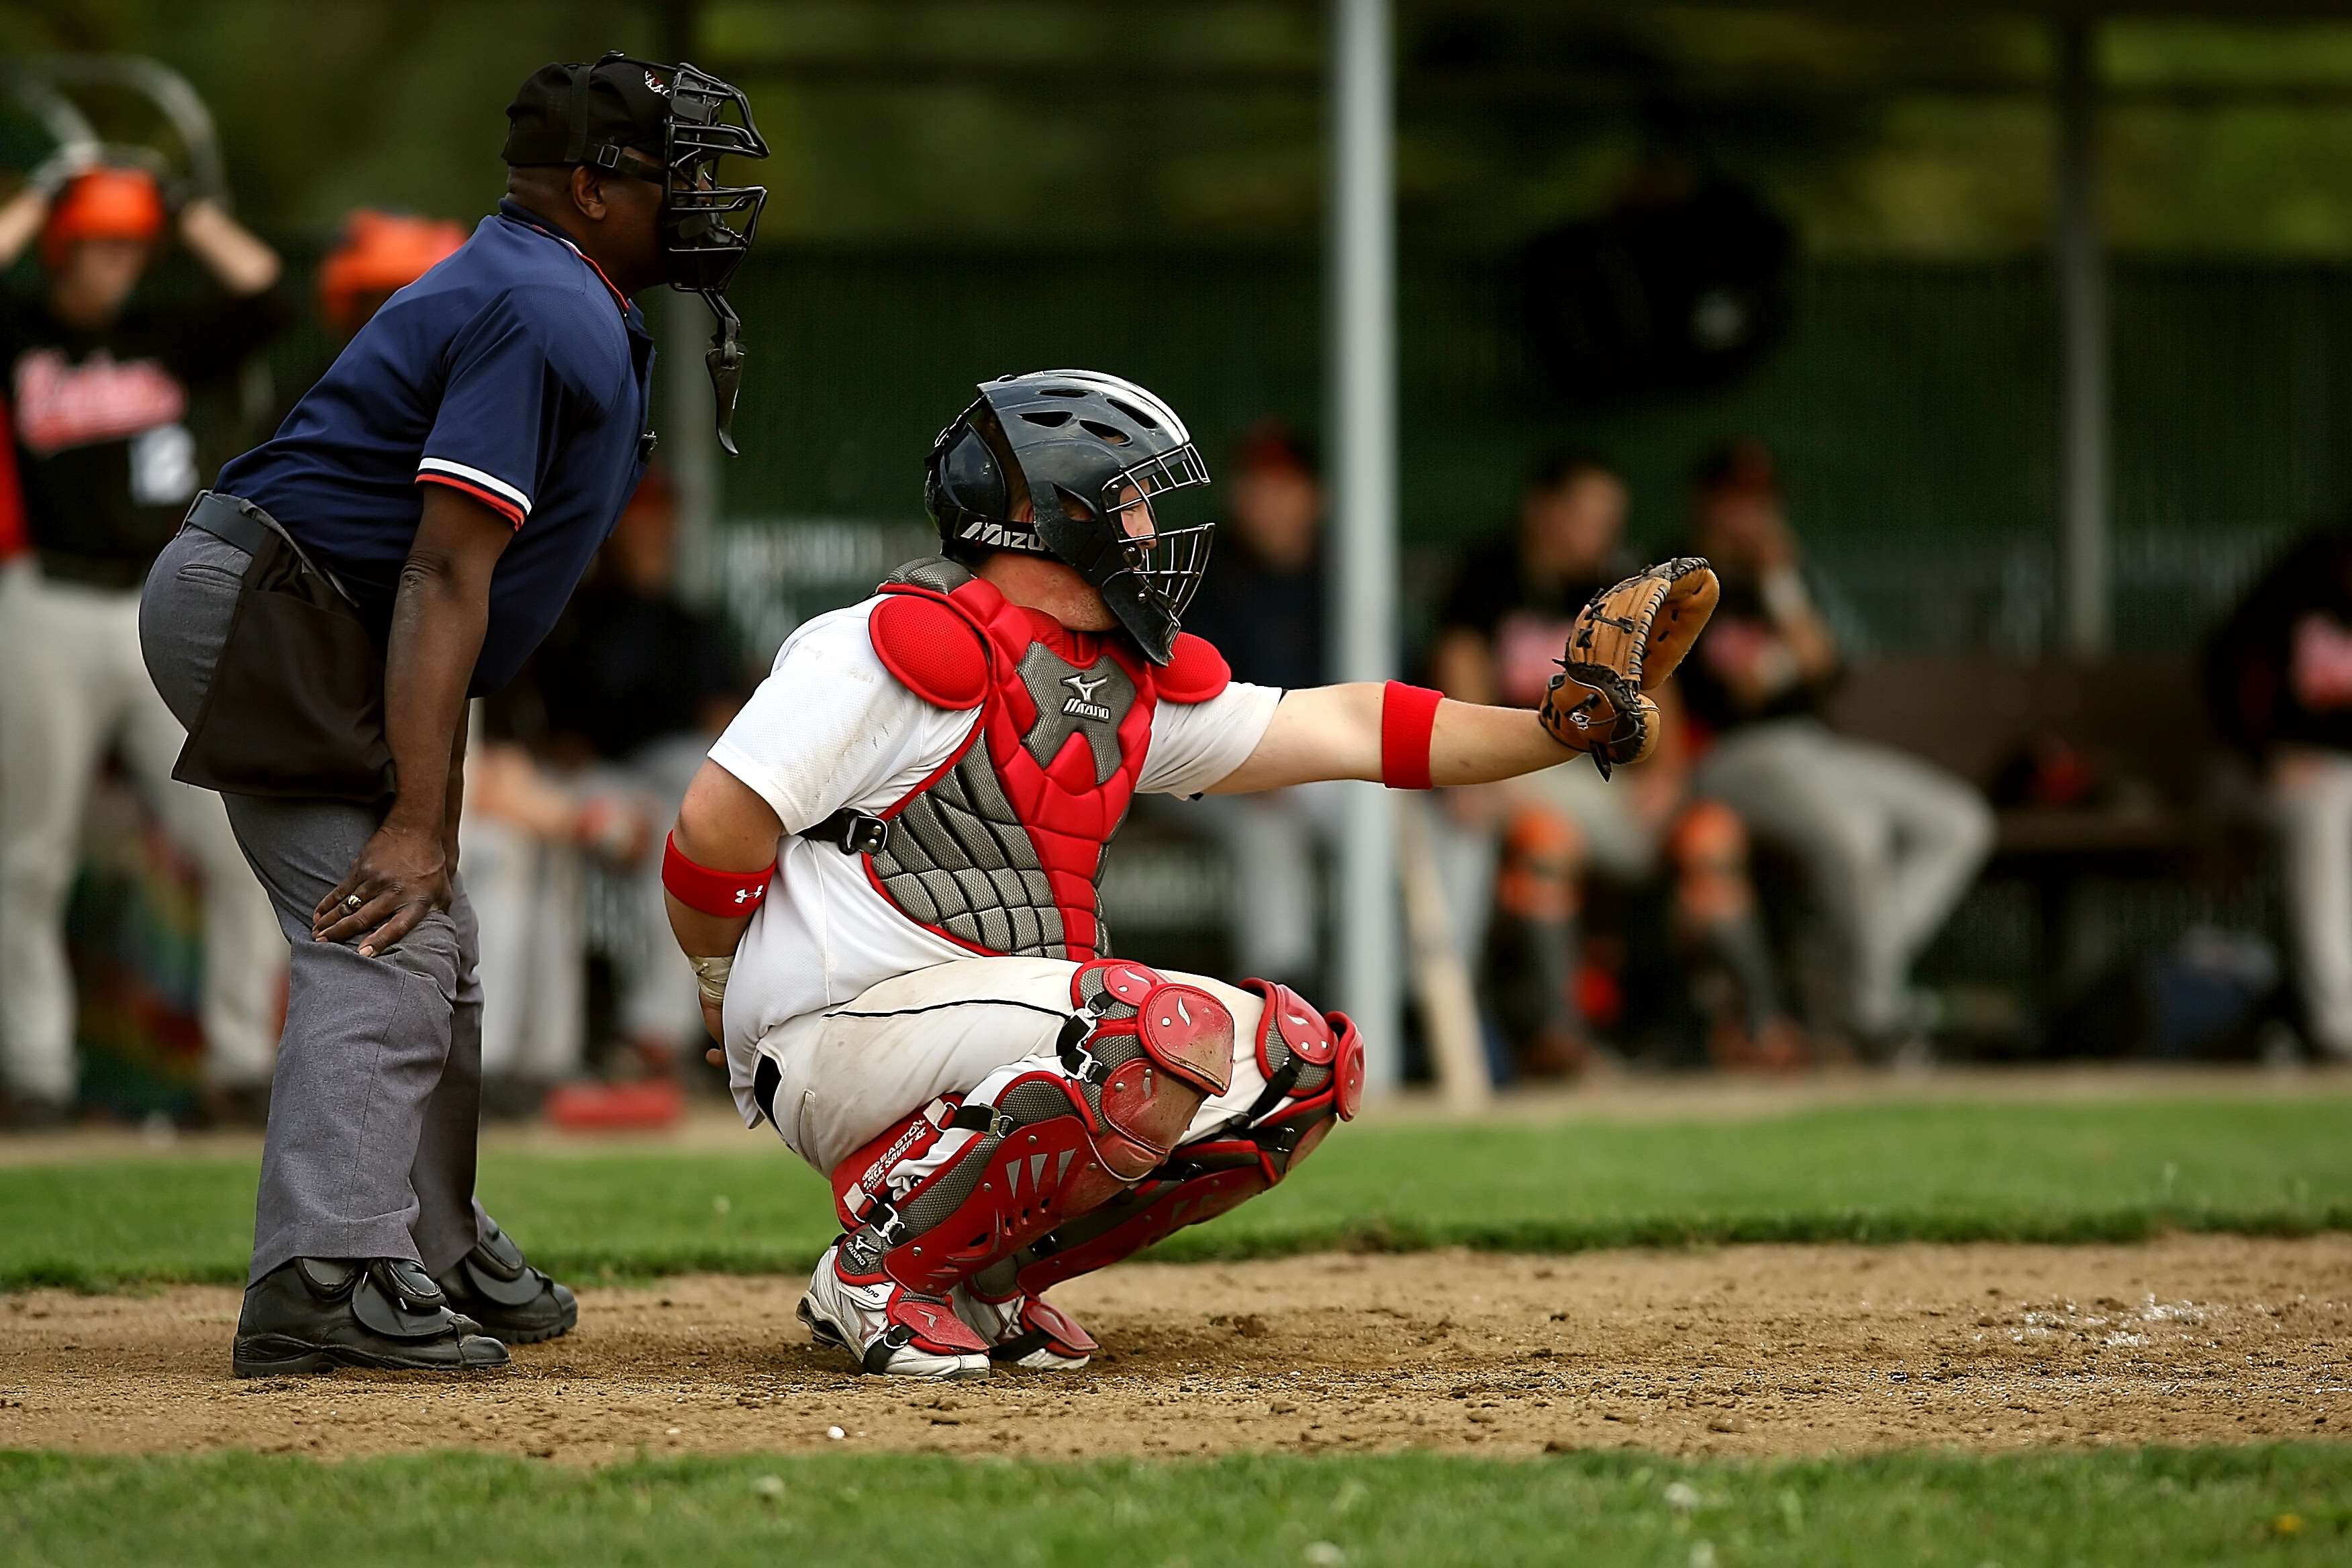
[248,1222,425,1287]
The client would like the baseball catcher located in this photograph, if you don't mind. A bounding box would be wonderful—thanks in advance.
[665,371,1716,1378]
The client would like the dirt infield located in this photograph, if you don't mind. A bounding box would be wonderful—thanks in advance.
[3,1234,2347,1463]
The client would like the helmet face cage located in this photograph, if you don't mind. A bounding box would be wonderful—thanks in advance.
[1088,443,1215,624]
[656,62,769,295]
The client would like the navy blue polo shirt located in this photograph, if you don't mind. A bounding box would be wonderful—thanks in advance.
[217,199,655,693]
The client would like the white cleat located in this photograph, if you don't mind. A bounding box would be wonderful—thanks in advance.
[797,1241,991,1381]
[951,1282,1098,1371]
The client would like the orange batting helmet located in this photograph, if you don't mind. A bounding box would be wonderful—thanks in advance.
[317,210,467,336]
[40,166,168,270]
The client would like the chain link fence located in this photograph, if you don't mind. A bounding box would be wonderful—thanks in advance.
[701,248,2345,658]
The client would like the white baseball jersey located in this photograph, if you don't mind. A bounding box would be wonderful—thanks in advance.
[707,599,1282,1125]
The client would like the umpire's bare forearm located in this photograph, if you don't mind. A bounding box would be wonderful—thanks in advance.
[380,489,513,838]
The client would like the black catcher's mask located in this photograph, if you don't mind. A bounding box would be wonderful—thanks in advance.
[925,370,1214,665]
[504,53,769,452]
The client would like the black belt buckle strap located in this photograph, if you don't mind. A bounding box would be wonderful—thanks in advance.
[184,490,356,607]
[183,489,271,556]
[1055,1014,1110,1086]
[801,807,892,856]
[949,1101,1010,1136]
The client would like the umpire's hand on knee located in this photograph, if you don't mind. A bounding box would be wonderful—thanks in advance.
[311,820,454,957]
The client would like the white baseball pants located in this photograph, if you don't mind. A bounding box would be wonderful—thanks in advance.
[0,562,286,1099]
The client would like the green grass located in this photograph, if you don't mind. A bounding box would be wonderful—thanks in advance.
[7,1092,2352,1293]
[4,1445,2349,1567]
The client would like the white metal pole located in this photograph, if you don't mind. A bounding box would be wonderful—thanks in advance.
[1326,0,1403,1091]
[2055,17,2109,654]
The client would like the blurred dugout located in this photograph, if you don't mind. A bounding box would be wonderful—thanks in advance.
[701,248,2337,650]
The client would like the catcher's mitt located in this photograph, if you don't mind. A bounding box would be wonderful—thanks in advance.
[1538,556,1720,779]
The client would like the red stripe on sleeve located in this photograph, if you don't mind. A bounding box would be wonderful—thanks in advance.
[414,471,526,530]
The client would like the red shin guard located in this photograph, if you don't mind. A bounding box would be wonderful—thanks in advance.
[1007,981,1361,1298]
[828,959,1236,1296]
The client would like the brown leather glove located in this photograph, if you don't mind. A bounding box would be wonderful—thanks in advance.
[1538,556,1720,778]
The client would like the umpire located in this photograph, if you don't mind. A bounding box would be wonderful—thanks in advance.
[136,55,767,1376]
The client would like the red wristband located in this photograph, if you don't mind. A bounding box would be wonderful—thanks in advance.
[662,832,775,918]
[1380,681,1442,790]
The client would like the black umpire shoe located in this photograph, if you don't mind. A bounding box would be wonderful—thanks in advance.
[232,1257,511,1377]
[434,1217,578,1344]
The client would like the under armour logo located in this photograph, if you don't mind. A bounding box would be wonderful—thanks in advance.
[736,886,763,905]
[1061,670,1114,723]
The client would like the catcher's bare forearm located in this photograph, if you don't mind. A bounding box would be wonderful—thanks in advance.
[1207,683,1573,794]
[1208,557,1720,796]
[665,761,782,961]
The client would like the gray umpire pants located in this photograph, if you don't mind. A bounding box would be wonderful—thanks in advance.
[138,525,491,1285]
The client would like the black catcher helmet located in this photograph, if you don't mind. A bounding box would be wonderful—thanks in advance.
[925,370,1213,665]
[505,53,769,452]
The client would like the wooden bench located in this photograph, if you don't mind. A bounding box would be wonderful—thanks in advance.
[1824,652,2212,869]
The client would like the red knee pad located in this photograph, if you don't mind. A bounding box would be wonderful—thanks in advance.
[1242,981,1365,1122]
[1073,959,1234,1177]
[1072,959,1234,1094]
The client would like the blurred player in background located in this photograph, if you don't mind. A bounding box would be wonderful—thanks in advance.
[664,370,1712,1381]
[263,209,466,423]
[1678,438,1993,1055]
[0,156,290,1128]
[462,467,746,1119]
[318,211,469,345]
[1177,421,1343,992]
[2207,522,2352,1061]
[1431,450,1795,1074]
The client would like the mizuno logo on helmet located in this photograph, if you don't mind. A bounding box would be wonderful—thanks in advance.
[1061,671,1114,724]
[959,518,1042,551]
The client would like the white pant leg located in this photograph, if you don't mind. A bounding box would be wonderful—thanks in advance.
[761,956,1271,1175]
[1188,789,1318,980]
[115,597,288,1088]
[1424,808,1500,969]
[615,735,712,1044]
[461,816,584,1080]
[0,572,118,1100]
[1699,720,1904,1033]
[2272,749,2352,1058]
[1818,732,1995,999]
[518,836,587,1081]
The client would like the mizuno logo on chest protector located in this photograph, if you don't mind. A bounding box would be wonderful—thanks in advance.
[1061,670,1113,724]
[852,556,1230,966]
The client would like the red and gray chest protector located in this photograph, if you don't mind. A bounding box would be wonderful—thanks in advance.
[844,556,1230,961]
